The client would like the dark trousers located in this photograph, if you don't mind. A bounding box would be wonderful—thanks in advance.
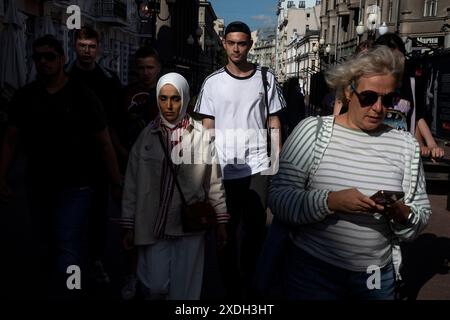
[29,185,94,299]
[219,175,267,299]
[88,182,109,263]
[284,241,396,300]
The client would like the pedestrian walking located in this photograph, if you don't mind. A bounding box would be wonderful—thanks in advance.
[66,26,123,285]
[0,35,122,298]
[194,21,285,299]
[121,72,229,300]
[269,46,431,300]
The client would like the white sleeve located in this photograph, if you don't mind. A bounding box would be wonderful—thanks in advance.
[194,79,215,117]
[267,70,286,115]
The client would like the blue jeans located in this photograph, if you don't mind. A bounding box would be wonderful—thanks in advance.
[30,185,94,297]
[254,217,290,298]
[285,241,395,300]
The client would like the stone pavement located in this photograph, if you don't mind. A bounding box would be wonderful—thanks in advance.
[404,138,450,300]
[414,195,450,300]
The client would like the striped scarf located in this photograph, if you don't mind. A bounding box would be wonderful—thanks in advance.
[153,115,191,238]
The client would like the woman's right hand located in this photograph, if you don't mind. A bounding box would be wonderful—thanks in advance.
[327,188,383,214]
[122,229,134,250]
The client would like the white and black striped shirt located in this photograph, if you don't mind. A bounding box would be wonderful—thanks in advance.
[269,116,431,272]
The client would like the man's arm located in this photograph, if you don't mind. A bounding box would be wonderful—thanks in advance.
[94,128,123,187]
[109,127,129,166]
[269,115,282,150]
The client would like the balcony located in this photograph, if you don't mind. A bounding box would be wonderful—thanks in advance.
[336,2,350,16]
[346,0,361,10]
[94,0,128,26]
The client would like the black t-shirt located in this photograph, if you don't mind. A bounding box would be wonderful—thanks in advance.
[120,82,158,150]
[68,64,122,126]
[8,79,107,187]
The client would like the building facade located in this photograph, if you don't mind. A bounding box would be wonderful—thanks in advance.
[251,28,276,69]
[0,0,223,90]
[320,0,450,63]
[276,0,321,82]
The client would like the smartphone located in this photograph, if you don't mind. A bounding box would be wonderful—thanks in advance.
[370,190,404,206]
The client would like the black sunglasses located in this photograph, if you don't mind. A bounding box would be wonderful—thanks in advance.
[32,52,59,62]
[351,83,400,108]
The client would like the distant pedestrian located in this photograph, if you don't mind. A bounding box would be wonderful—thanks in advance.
[66,26,123,285]
[282,77,305,137]
[375,33,444,160]
[119,46,161,166]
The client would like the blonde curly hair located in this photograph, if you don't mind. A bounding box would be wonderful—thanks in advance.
[325,45,404,100]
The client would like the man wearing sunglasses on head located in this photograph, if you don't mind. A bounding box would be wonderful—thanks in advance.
[269,46,431,300]
[0,35,122,298]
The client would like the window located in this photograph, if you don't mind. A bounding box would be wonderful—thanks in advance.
[388,0,393,22]
[332,25,336,43]
[306,24,310,31]
[424,0,438,17]
[307,13,310,18]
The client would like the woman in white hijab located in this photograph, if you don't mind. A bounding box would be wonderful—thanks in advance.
[121,73,228,300]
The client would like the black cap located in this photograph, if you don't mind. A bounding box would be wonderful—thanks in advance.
[224,21,251,37]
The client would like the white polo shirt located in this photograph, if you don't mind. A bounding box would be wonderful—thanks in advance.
[194,65,285,180]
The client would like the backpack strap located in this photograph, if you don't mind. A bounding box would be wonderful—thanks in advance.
[261,67,271,157]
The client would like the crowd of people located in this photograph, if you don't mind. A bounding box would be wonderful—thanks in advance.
[0,21,441,300]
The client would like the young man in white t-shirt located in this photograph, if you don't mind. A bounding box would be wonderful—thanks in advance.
[194,21,285,298]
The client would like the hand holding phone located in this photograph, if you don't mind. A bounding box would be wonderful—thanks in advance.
[371,190,410,224]
[370,190,404,207]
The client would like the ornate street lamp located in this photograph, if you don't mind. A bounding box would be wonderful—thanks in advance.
[356,21,365,37]
[135,0,175,23]
[367,12,378,39]
[325,44,331,64]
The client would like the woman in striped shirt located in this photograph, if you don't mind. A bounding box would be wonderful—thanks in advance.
[268,46,431,300]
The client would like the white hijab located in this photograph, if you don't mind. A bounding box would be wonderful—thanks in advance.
[156,72,190,129]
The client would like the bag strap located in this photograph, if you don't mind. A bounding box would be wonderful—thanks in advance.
[157,131,188,207]
[261,66,271,157]
[305,116,323,189]
[316,116,323,138]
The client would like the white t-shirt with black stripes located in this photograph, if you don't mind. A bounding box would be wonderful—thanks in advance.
[194,65,285,180]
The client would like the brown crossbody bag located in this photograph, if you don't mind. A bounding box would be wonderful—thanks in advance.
[157,131,216,233]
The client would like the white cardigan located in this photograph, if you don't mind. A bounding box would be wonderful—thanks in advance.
[121,117,228,245]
